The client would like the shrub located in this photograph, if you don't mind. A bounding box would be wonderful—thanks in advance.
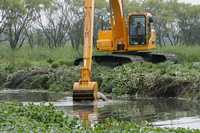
[99,62,200,99]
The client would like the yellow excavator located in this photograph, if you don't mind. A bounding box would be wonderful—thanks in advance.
[73,0,176,101]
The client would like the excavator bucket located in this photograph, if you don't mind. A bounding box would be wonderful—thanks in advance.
[73,82,98,101]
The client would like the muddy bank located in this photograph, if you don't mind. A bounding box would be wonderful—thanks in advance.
[0,67,80,92]
[0,62,200,100]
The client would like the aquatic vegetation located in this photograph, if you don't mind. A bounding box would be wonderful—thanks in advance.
[98,62,200,99]
[0,103,80,132]
[0,103,199,132]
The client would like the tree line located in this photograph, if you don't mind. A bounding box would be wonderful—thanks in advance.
[0,0,199,50]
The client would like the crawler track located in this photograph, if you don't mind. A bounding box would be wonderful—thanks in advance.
[74,52,177,67]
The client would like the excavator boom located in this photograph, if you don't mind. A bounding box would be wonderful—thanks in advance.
[73,0,129,101]
[73,0,98,101]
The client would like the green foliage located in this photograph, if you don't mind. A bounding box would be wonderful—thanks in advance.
[46,58,54,64]
[51,63,59,69]
[0,0,54,49]
[0,45,79,91]
[49,83,65,92]
[99,62,200,99]
[123,0,200,45]
[46,67,80,91]
[58,60,73,66]
[0,45,76,69]
[0,103,80,132]
[0,0,200,48]
[0,103,199,132]
[156,45,200,63]
[4,64,15,73]
[1,66,80,91]
[95,0,107,9]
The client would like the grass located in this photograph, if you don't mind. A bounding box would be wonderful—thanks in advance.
[0,44,199,70]
[0,102,199,133]
[155,45,200,63]
[0,44,78,70]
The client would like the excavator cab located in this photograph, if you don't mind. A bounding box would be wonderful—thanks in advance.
[128,13,155,47]
[127,13,156,51]
[97,12,156,52]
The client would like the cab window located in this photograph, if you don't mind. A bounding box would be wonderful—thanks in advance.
[129,15,146,45]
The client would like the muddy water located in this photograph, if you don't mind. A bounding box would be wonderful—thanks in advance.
[0,90,200,129]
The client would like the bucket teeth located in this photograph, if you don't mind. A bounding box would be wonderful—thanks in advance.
[73,90,95,101]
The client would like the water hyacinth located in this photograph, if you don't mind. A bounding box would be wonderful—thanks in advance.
[0,103,200,133]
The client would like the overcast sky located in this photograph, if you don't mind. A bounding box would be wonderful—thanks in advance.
[179,0,200,5]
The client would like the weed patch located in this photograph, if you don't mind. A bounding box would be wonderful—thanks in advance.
[0,103,199,132]
[3,67,80,92]
[98,62,200,99]
[0,103,80,132]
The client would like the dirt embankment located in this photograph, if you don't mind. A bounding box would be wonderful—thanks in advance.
[0,67,80,92]
[0,62,200,100]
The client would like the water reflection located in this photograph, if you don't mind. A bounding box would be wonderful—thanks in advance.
[101,98,200,123]
[59,98,200,129]
[73,103,98,127]
[58,99,113,127]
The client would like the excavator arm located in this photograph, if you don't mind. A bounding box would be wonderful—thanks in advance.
[73,0,128,101]
[73,0,98,101]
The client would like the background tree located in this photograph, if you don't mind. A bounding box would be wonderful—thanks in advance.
[0,0,53,49]
[0,0,200,50]
[37,0,72,48]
